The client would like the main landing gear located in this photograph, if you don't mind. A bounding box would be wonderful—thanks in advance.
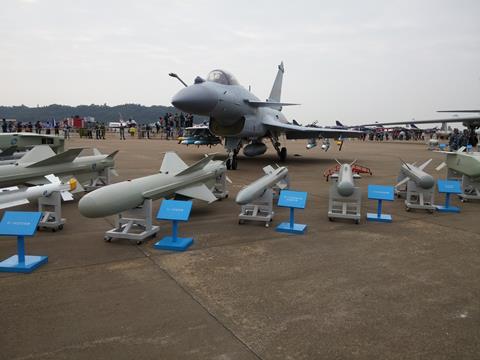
[226,150,238,170]
[270,137,287,162]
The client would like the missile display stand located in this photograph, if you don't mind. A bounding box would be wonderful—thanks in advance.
[154,200,193,251]
[276,190,308,234]
[238,188,274,227]
[104,199,159,245]
[37,192,65,231]
[85,167,113,191]
[366,185,394,222]
[212,171,229,199]
[0,211,47,273]
[328,185,361,224]
[436,179,461,213]
[404,181,436,212]
[458,175,480,202]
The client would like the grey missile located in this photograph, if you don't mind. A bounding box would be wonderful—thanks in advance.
[335,163,356,197]
[235,165,288,205]
[396,159,434,189]
[79,152,225,218]
[0,145,118,188]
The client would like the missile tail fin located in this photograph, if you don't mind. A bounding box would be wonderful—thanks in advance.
[26,148,83,168]
[175,183,218,203]
[395,176,411,188]
[18,145,55,165]
[0,199,30,210]
[160,152,188,174]
[175,153,217,177]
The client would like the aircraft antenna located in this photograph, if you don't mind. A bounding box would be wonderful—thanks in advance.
[169,73,188,87]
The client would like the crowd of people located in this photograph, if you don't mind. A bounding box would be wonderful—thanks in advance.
[448,128,479,150]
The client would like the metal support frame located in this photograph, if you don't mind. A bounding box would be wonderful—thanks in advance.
[212,171,229,199]
[104,199,160,245]
[404,181,436,212]
[38,192,65,231]
[238,188,274,227]
[328,184,361,223]
[84,167,113,191]
[458,175,480,202]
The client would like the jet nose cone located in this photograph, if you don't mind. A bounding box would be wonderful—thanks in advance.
[171,85,218,115]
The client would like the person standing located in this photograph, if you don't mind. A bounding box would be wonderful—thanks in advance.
[449,128,461,151]
[119,122,126,140]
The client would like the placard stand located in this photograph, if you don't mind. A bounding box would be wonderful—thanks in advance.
[366,185,394,222]
[436,179,461,213]
[154,200,193,251]
[0,211,47,273]
[275,190,308,234]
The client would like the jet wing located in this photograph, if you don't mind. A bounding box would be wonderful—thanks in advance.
[262,117,364,139]
[358,116,480,127]
[246,100,300,108]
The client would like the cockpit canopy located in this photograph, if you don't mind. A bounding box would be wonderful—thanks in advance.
[206,69,239,85]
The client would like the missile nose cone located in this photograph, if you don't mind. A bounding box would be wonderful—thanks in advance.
[337,181,354,197]
[235,189,250,205]
[419,175,434,189]
[171,85,218,115]
[78,194,100,218]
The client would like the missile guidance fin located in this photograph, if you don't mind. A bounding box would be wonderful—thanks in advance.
[436,162,447,171]
[17,145,55,165]
[93,148,102,156]
[160,152,188,175]
[395,176,411,188]
[26,148,83,168]
[175,154,216,177]
[418,159,433,171]
[0,199,30,210]
[175,183,218,203]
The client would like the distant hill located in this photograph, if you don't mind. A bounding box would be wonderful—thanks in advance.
[0,104,207,124]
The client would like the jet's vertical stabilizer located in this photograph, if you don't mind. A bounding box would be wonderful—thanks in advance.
[268,62,284,110]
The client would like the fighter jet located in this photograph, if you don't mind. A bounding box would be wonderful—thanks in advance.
[0,145,118,187]
[170,62,363,170]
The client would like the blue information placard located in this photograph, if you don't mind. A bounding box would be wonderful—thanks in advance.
[0,211,42,236]
[437,179,461,194]
[278,190,308,209]
[157,200,192,221]
[367,185,394,201]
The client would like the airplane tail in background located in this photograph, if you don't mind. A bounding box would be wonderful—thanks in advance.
[267,62,285,109]
[440,122,448,132]
[335,121,345,127]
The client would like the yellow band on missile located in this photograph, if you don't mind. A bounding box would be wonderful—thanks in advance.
[69,178,77,191]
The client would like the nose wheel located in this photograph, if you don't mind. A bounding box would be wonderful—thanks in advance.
[279,147,287,162]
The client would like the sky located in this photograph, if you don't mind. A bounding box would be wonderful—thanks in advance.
[1,0,479,125]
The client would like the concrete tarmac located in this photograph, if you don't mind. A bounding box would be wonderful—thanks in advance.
[1,136,479,359]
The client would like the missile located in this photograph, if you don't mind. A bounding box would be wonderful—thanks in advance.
[79,152,226,218]
[306,138,317,150]
[396,159,434,189]
[435,147,480,178]
[0,174,77,210]
[329,161,360,197]
[235,165,288,205]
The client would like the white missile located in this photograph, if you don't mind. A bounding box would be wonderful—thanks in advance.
[0,174,77,210]
[396,159,434,189]
[235,165,289,205]
[79,152,226,218]
[330,161,360,197]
